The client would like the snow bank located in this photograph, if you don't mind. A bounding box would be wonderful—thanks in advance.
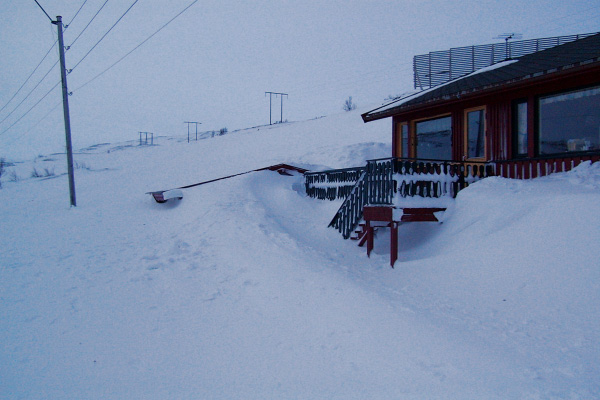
[1,113,599,398]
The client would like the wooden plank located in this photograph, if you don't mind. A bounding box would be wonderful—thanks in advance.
[363,206,393,222]
[401,214,439,222]
[402,207,446,214]
[390,222,398,268]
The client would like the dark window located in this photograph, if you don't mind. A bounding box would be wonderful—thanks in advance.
[514,100,528,157]
[415,115,452,160]
[465,108,485,159]
[401,123,409,158]
[538,85,600,154]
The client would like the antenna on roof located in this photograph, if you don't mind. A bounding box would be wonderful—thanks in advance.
[493,33,523,60]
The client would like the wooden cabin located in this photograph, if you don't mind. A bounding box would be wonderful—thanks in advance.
[305,33,600,266]
[362,32,600,177]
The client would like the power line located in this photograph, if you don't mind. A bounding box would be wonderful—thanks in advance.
[33,0,52,22]
[0,81,61,137]
[66,0,91,28]
[67,0,110,48]
[0,40,57,115]
[70,0,140,73]
[1,0,200,137]
[73,0,199,92]
[0,60,60,125]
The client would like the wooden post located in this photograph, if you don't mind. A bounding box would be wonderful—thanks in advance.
[390,222,398,268]
[366,221,373,257]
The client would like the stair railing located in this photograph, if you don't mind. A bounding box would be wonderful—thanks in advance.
[304,166,365,200]
[328,170,367,239]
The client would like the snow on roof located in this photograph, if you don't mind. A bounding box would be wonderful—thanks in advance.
[363,33,600,122]
[364,59,519,117]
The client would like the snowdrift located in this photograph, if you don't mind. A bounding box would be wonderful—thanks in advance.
[1,112,599,398]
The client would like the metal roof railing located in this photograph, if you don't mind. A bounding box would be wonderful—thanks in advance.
[413,33,598,90]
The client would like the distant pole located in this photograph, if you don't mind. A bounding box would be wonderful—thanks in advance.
[53,16,76,207]
[184,121,201,142]
[494,33,522,60]
[265,92,288,125]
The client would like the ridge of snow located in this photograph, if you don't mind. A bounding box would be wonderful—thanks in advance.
[1,112,599,399]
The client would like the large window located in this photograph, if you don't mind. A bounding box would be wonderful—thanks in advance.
[414,115,452,160]
[514,100,528,157]
[538,85,600,154]
[464,107,486,160]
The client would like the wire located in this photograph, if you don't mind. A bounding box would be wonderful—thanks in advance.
[70,0,140,72]
[0,0,199,138]
[0,41,57,115]
[67,0,110,48]
[33,0,53,22]
[66,0,91,29]
[73,0,199,92]
[0,80,61,136]
[0,60,60,125]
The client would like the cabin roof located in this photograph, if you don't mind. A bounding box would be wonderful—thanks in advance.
[362,33,600,122]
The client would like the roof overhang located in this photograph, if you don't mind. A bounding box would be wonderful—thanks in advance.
[362,56,600,123]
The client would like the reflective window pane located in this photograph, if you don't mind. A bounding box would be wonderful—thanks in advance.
[539,86,600,154]
[515,101,528,156]
[466,109,485,159]
[415,116,452,160]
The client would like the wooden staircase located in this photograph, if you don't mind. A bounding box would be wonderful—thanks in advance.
[350,223,369,247]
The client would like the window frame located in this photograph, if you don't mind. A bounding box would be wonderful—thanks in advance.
[394,121,410,158]
[537,84,600,156]
[410,113,453,160]
[463,106,487,161]
[512,99,529,158]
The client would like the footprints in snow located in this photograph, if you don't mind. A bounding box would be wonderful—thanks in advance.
[140,240,203,272]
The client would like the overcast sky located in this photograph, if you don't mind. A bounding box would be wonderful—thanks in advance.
[1,0,599,159]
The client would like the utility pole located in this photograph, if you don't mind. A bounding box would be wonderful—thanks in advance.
[184,121,201,142]
[35,1,76,206]
[138,131,153,145]
[265,92,288,125]
[53,15,76,207]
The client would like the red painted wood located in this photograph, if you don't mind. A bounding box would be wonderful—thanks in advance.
[401,214,439,222]
[402,207,446,214]
[363,206,393,222]
[358,231,369,247]
[366,221,373,257]
[151,191,166,203]
[390,222,398,268]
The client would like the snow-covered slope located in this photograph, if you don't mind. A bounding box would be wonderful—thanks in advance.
[1,111,599,399]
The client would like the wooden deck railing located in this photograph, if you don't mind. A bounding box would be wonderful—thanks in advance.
[366,158,492,205]
[307,158,492,238]
[306,154,599,239]
[494,153,600,179]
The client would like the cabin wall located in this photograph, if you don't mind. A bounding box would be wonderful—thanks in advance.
[389,64,600,162]
[487,101,511,161]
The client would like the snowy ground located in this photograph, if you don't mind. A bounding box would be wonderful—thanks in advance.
[1,111,599,399]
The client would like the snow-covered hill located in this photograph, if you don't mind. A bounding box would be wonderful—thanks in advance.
[1,110,599,399]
